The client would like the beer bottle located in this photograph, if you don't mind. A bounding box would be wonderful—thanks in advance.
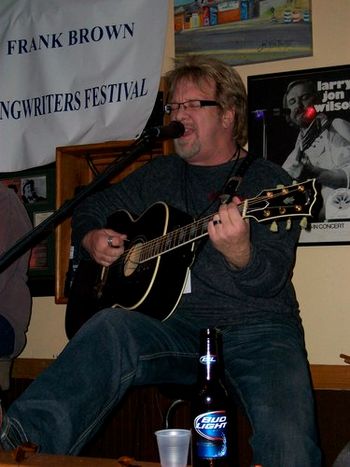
[192,328,231,466]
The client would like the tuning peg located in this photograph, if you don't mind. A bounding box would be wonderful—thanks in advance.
[300,217,308,229]
[286,218,292,230]
[270,221,278,232]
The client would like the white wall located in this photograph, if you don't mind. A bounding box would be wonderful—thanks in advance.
[22,297,67,358]
[21,0,350,365]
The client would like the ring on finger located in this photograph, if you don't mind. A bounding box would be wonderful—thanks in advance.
[213,218,222,226]
[107,236,113,247]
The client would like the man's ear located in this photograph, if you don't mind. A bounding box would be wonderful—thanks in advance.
[222,108,235,129]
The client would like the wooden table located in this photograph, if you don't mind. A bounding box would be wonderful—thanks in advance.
[0,452,160,467]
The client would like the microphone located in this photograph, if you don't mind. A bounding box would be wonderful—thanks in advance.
[140,121,185,141]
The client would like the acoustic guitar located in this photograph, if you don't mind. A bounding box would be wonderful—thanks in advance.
[65,179,317,338]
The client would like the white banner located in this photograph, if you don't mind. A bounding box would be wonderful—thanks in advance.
[0,0,169,172]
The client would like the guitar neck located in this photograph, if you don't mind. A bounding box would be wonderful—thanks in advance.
[301,117,330,152]
[129,179,317,264]
[140,214,212,262]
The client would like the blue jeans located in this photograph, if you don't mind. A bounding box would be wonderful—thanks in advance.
[1,308,321,466]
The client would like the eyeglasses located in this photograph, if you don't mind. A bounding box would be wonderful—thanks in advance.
[164,99,219,115]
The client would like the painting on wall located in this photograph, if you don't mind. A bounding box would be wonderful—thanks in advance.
[174,0,312,65]
[247,64,350,245]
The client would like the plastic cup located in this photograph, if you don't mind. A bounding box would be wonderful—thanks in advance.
[155,428,191,467]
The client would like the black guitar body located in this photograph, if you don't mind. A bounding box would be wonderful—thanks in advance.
[65,202,196,338]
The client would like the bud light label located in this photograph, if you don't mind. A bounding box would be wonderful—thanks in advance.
[194,410,228,458]
[199,355,217,364]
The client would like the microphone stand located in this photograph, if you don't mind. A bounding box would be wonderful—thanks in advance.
[0,135,156,273]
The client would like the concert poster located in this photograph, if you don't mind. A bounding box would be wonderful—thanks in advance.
[247,64,350,245]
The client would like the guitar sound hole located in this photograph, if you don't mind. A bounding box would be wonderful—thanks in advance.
[124,241,143,277]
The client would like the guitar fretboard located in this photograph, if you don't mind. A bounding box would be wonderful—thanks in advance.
[139,216,210,262]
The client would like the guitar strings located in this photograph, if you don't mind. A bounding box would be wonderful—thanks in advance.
[109,182,312,269]
[117,184,309,264]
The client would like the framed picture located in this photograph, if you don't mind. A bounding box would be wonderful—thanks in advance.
[0,163,55,295]
[247,64,350,245]
[174,0,312,66]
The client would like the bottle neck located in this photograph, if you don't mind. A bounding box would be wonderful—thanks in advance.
[198,354,221,381]
[198,329,222,381]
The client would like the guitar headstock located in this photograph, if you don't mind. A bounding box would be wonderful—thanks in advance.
[243,179,318,226]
